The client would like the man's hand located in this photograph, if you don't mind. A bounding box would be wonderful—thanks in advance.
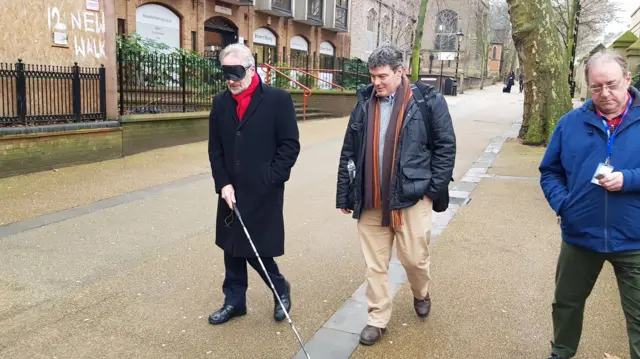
[599,172,624,192]
[221,184,236,209]
[340,208,352,214]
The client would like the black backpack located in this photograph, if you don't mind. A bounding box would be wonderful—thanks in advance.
[410,81,453,213]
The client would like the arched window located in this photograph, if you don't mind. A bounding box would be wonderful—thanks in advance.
[136,4,181,49]
[367,8,377,32]
[434,9,458,51]
[402,23,414,48]
[492,46,497,60]
[381,15,391,43]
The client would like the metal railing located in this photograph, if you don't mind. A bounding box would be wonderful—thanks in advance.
[268,67,345,91]
[261,63,312,120]
[0,60,106,126]
[117,51,225,114]
[285,55,369,90]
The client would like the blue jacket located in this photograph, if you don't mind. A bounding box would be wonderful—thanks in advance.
[540,87,640,253]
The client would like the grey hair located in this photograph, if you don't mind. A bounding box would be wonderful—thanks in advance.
[584,49,629,83]
[367,44,404,71]
[219,43,255,68]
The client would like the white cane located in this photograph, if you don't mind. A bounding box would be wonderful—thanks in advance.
[232,203,311,359]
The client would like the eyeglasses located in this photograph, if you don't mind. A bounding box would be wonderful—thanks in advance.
[589,80,623,94]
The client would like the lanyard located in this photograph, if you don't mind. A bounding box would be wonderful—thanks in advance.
[603,98,632,165]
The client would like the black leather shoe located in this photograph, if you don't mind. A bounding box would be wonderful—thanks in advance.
[274,280,291,321]
[414,293,431,318]
[359,325,386,346]
[208,304,246,325]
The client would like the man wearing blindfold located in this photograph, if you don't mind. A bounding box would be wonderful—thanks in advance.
[207,44,300,326]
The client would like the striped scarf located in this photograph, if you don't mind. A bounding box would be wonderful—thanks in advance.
[364,75,412,227]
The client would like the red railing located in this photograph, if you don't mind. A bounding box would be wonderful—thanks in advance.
[269,67,345,91]
[261,63,313,120]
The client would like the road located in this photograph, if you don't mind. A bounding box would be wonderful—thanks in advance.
[0,84,523,359]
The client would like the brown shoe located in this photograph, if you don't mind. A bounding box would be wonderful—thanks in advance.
[359,325,386,346]
[414,293,431,318]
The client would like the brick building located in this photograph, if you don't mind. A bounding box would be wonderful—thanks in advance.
[419,0,488,78]
[632,5,640,37]
[349,0,488,80]
[349,0,418,64]
[115,0,351,66]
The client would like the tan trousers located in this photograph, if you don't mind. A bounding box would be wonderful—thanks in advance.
[357,198,433,328]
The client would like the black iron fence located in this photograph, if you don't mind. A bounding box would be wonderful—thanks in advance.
[0,60,106,127]
[117,49,370,114]
[117,51,226,115]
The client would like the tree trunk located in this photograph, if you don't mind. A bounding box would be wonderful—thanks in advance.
[507,0,573,145]
[564,0,579,66]
[411,0,429,83]
[480,43,489,90]
[480,11,490,90]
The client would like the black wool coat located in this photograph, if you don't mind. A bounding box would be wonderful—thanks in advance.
[208,79,300,258]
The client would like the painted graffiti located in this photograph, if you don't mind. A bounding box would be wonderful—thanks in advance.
[47,6,106,59]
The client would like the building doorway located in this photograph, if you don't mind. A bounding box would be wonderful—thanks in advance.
[204,16,238,63]
[253,27,278,82]
[318,41,336,89]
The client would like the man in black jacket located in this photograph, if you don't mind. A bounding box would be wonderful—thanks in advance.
[336,45,456,346]
[208,44,300,326]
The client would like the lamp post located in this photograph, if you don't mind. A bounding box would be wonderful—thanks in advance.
[429,53,434,74]
[454,30,464,96]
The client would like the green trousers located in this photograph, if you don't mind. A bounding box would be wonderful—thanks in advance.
[552,241,640,359]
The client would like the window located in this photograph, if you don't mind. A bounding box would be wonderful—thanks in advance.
[366,9,377,32]
[117,18,126,35]
[335,0,348,29]
[381,15,391,43]
[192,31,197,51]
[434,9,458,51]
[308,0,323,21]
[273,0,292,11]
[492,46,497,60]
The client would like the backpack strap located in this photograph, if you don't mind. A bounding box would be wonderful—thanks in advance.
[411,84,433,152]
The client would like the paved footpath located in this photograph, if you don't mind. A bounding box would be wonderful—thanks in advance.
[3,86,626,359]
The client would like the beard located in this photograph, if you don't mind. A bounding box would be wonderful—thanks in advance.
[227,76,252,95]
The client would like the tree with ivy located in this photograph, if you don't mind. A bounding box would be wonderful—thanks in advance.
[507,0,573,145]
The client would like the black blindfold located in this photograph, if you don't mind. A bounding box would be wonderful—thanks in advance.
[222,65,251,81]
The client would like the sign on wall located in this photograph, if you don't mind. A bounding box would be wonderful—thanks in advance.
[86,0,99,11]
[290,36,308,52]
[215,5,232,16]
[253,28,277,47]
[135,4,181,50]
[47,6,106,58]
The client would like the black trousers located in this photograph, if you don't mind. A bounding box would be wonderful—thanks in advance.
[222,251,287,310]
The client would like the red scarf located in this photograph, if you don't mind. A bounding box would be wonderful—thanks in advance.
[231,74,260,121]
